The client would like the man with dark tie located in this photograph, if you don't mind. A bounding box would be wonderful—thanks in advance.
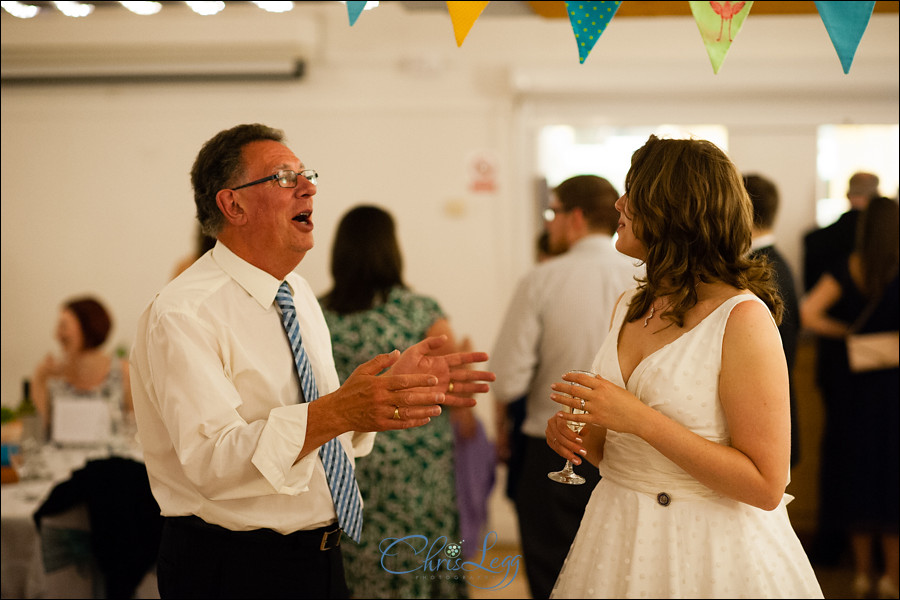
[129,123,494,599]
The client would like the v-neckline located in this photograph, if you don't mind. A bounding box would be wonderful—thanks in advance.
[616,294,752,388]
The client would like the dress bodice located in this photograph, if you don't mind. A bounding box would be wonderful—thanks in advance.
[591,289,769,499]
[48,357,126,438]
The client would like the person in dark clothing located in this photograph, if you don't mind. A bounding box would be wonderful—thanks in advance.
[744,173,801,468]
[800,196,899,598]
[801,171,881,567]
[803,172,880,292]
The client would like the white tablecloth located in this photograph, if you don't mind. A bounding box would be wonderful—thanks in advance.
[1,479,54,598]
[0,440,154,599]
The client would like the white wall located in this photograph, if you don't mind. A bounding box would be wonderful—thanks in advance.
[2,2,898,543]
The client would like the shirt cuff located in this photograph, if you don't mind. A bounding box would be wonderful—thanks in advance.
[351,431,376,458]
[251,404,316,494]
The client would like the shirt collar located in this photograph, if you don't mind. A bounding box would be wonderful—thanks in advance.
[571,233,616,253]
[211,242,285,309]
[750,233,776,251]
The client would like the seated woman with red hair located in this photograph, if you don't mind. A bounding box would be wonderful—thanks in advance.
[32,296,133,444]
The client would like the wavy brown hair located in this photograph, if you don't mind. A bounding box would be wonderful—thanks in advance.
[623,135,782,326]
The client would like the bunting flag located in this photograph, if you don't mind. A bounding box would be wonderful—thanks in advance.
[814,1,876,74]
[689,1,753,74]
[565,1,622,64]
[346,1,367,26]
[447,1,490,47]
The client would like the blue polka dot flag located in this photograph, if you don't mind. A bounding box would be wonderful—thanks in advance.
[565,1,621,64]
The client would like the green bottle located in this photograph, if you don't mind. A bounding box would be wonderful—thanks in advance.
[17,379,36,417]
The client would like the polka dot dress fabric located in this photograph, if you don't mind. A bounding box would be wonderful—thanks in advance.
[551,290,823,599]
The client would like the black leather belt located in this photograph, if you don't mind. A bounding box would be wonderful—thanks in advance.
[167,515,342,551]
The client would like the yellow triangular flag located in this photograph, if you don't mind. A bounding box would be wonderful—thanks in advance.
[690,1,753,74]
[447,1,490,47]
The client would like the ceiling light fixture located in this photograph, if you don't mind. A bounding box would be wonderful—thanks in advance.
[1,1,41,18]
[52,1,94,17]
[119,1,161,15]
[251,1,294,13]
[185,1,224,16]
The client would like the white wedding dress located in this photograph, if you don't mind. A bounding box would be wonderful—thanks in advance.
[551,290,823,599]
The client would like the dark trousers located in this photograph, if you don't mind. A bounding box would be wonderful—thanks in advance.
[513,436,600,599]
[157,516,348,599]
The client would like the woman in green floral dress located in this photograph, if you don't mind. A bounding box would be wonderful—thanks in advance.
[320,205,474,599]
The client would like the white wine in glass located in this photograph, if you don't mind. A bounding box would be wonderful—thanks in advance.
[547,370,593,485]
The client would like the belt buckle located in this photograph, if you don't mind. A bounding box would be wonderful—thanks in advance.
[319,527,342,551]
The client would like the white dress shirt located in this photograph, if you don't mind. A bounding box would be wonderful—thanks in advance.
[130,242,374,534]
[490,234,642,438]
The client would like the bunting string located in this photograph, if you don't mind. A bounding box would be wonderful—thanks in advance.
[343,0,878,74]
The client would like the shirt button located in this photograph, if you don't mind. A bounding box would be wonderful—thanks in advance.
[657,492,671,506]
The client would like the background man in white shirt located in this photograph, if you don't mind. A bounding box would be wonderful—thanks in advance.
[490,175,640,599]
[130,123,494,599]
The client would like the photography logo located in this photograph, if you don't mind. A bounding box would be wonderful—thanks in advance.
[378,531,521,590]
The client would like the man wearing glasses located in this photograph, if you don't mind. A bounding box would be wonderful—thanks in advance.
[490,175,640,599]
[130,123,494,599]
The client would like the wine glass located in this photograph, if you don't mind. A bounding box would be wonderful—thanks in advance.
[547,370,593,485]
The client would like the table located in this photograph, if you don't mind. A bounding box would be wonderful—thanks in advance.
[1,479,52,598]
[1,440,157,599]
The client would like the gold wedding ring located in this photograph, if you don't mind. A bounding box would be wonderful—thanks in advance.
[393,406,401,420]
[447,382,454,394]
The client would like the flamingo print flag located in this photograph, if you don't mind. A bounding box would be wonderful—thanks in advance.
[689,1,754,73]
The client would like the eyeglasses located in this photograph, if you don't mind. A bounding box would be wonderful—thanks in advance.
[231,169,318,191]
[543,206,572,222]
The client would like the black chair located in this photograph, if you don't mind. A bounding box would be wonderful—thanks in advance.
[33,456,163,599]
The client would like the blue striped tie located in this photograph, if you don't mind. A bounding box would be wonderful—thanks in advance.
[275,282,363,543]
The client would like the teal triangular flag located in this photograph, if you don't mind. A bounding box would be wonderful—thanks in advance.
[346,1,367,27]
[814,0,875,74]
[565,1,621,64]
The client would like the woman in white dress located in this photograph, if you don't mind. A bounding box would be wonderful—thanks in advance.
[546,135,823,599]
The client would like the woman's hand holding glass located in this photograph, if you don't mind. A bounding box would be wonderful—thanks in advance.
[547,370,596,485]
[548,370,655,470]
